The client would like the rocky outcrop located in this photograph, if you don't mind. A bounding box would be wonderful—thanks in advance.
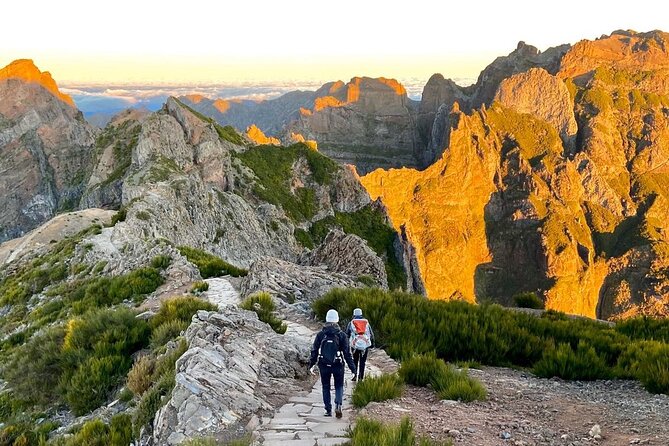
[417,74,470,165]
[246,124,280,145]
[80,109,148,209]
[152,307,310,444]
[301,229,388,288]
[285,77,418,174]
[494,67,578,148]
[0,59,96,242]
[558,30,669,83]
[468,41,570,110]
[241,256,361,305]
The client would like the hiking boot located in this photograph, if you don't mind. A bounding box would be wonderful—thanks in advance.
[335,404,342,418]
[351,376,357,382]
[324,410,332,417]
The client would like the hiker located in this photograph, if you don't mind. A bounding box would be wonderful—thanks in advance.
[308,309,356,418]
[346,307,374,381]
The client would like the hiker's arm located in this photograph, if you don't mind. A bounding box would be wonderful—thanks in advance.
[340,333,356,373]
[369,323,375,347]
[308,332,322,368]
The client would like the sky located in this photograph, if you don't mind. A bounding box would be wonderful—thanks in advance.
[2,0,667,85]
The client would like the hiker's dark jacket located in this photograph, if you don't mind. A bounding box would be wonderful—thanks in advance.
[308,323,356,372]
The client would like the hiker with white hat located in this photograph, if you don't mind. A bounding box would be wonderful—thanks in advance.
[308,309,356,418]
[346,308,375,381]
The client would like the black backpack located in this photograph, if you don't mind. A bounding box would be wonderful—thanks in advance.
[318,330,343,367]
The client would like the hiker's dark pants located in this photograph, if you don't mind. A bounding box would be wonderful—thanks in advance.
[353,348,369,379]
[319,363,344,412]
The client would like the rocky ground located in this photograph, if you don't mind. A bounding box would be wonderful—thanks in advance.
[360,366,669,446]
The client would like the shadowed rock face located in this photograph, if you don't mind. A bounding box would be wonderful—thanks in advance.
[0,59,96,242]
[363,30,669,320]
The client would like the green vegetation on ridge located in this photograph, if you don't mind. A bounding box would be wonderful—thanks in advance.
[314,288,669,394]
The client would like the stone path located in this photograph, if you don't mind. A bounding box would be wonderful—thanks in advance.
[253,320,386,446]
[202,277,241,307]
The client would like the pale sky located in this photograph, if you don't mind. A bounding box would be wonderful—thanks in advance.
[2,0,667,84]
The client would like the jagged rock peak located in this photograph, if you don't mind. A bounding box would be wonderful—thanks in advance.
[558,30,669,79]
[0,59,74,106]
[246,124,280,145]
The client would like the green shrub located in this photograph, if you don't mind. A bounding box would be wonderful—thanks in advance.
[110,207,127,226]
[312,288,669,394]
[191,281,210,294]
[636,354,669,394]
[350,417,451,446]
[151,320,189,348]
[132,369,176,438]
[4,327,65,406]
[240,292,287,334]
[352,374,404,408]
[151,255,172,270]
[513,292,544,310]
[399,354,444,387]
[65,355,130,415]
[150,296,217,330]
[399,354,486,402]
[178,246,248,278]
[127,355,156,397]
[64,414,131,446]
[431,368,487,402]
[533,341,611,381]
[109,413,133,446]
[616,317,669,343]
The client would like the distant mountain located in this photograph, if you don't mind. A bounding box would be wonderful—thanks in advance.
[0,59,96,242]
[364,30,669,319]
[182,77,420,174]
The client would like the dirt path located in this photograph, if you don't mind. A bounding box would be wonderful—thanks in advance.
[361,366,669,446]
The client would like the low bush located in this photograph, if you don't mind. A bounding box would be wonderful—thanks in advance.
[151,319,189,348]
[350,417,451,446]
[178,246,248,278]
[127,355,156,397]
[240,292,287,334]
[399,354,486,402]
[64,414,132,446]
[149,296,217,330]
[132,340,188,436]
[513,292,544,310]
[65,355,130,415]
[398,354,443,387]
[191,281,210,294]
[352,374,404,408]
[533,341,612,381]
[431,368,487,402]
[150,255,172,270]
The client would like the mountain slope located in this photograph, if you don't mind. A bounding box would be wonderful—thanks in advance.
[0,59,96,242]
[363,30,669,320]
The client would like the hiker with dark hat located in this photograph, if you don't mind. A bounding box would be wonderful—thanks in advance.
[308,309,356,418]
[346,308,374,381]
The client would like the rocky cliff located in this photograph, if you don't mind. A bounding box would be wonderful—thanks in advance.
[183,77,420,174]
[0,59,96,242]
[364,30,669,320]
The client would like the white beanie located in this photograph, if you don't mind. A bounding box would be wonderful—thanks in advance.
[326,309,339,323]
[353,308,363,317]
